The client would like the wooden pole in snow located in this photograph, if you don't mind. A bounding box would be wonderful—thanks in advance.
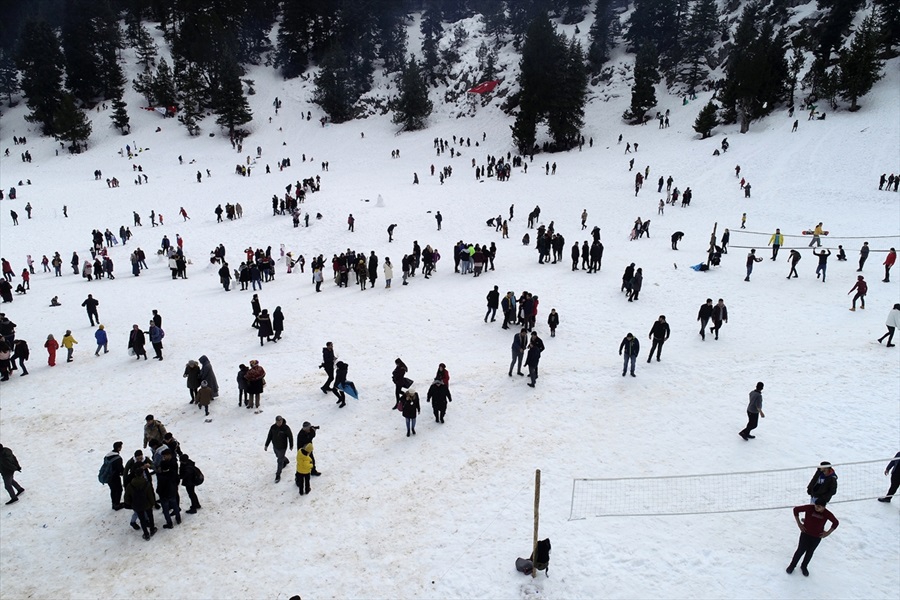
[532,469,541,578]
[706,222,719,268]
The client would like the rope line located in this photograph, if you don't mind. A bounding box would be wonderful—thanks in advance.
[730,230,900,239]
[724,245,894,252]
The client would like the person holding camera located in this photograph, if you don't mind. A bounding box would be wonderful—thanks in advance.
[297,422,321,476]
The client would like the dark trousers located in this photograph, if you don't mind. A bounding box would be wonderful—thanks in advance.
[789,532,822,569]
[699,317,710,339]
[322,367,334,390]
[484,307,497,322]
[88,311,98,326]
[879,326,896,345]
[152,342,163,359]
[648,338,665,361]
[135,509,155,535]
[789,262,799,277]
[712,320,723,339]
[109,477,122,508]
[296,472,311,494]
[184,485,200,509]
[884,469,900,500]
[740,411,759,437]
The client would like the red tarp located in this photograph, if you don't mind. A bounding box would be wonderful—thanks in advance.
[468,80,499,94]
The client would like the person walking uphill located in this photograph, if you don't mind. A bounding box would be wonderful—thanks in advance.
[82,294,100,326]
[697,299,713,341]
[739,382,765,440]
[877,303,900,347]
[257,309,274,345]
[265,416,294,483]
[848,276,867,311]
[619,333,640,377]
[711,299,728,340]
[392,358,410,407]
[485,286,500,323]
[647,315,670,362]
[0,444,24,504]
[61,330,78,362]
[128,325,148,360]
[786,503,839,576]
[883,248,897,282]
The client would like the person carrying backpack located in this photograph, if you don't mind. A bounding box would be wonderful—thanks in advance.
[99,441,125,510]
[179,454,203,513]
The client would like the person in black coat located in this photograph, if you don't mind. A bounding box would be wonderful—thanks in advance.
[697,299,713,340]
[128,324,148,360]
[671,231,684,250]
[257,309,274,345]
[105,441,125,510]
[272,306,284,341]
[12,339,28,375]
[155,450,181,528]
[571,242,580,271]
[264,418,294,483]
[485,286,500,322]
[392,358,409,405]
[647,315,670,363]
[250,294,261,327]
[332,361,349,407]
[807,462,838,505]
[320,342,335,393]
[401,391,421,436]
[619,333,640,377]
[628,268,643,301]
[426,379,453,423]
[621,263,635,293]
[296,422,321,475]
[525,332,545,388]
[711,299,728,340]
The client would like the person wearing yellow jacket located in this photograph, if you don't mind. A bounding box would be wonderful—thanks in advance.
[768,229,784,260]
[61,330,78,363]
[295,443,313,496]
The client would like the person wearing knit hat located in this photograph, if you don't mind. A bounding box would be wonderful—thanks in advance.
[296,442,314,495]
[807,462,838,505]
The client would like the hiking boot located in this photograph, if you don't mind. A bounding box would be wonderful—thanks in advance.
[175,515,181,525]
[163,524,174,529]
[186,508,198,513]
[275,475,281,483]
[800,566,809,577]
[143,533,151,540]
[878,497,891,502]
[785,566,794,574]
[131,522,141,530]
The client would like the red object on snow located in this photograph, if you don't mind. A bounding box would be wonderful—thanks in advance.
[468,80,500,94]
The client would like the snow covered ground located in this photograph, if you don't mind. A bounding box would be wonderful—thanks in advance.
[0,26,898,600]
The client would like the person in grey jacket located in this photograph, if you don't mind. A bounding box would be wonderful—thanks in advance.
[739,382,765,440]
[509,329,527,377]
[264,416,294,483]
[619,333,640,377]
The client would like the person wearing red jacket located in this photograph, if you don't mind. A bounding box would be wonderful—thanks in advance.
[883,247,896,282]
[848,275,868,311]
[786,503,839,576]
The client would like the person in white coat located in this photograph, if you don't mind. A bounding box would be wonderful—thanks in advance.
[384,258,393,289]
[877,303,900,347]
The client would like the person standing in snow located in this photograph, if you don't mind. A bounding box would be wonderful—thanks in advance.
[647,315,670,362]
[103,441,125,510]
[485,285,500,323]
[392,358,409,406]
[94,324,108,355]
[745,249,762,281]
[785,503,838,576]
[400,390,421,437]
[272,306,284,341]
[61,330,77,363]
[244,360,266,410]
[128,325,147,360]
[619,333,640,377]
[628,268,643,301]
[44,333,59,366]
[509,328,527,377]
[195,380,213,416]
[883,248,896,282]
[265,416,293,483]
[296,443,314,495]
[858,242,870,271]
[739,382,765,440]
[12,339,28,375]
[877,303,900,347]
[250,294,261,328]
[814,248,831,282]
[148,321,164,360]
[320,342,335,393]
[427,378,452,423]
[82,294,100,326]
[877,452,900,502]
[296,422,321,476]
[807,461,838,505]
[179,453,202,513]
[0,443,24,505]
[183,360,201,403]
[525,331,545,388]
[547,308,559,337]
[697,299,713,340]
[332,360,349,408]
[256,309,274,345]
[848,276,867,311]
[769,229,784,260]
[787,250,802,278]
[198,355,219,399]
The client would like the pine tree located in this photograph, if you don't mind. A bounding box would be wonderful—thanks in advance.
[53,92,92,152]
[313,43,357,123]
[679,0,718,94]
[376,4,408,73]
[132,68,154,105]
[511,109,537,155]
[547,39,588,149]
[0,48,20,107]
[561,0,590,24]
[152,58,177,108]
[275,2,313,79]
[110,91,130,134]
[134,24,158,70]
[392,55,433,131]
[481,0,507,41]
[624,42,659,124]
[476,42,499,81]
[421,6,443,84]
[62,0,120,103]
[873,0,900,54]
[786,44,805,108]
[625,0,686,75]
[837,14,884,111]
[212,55,252,136]
[587,0,616,74]
[814,0,864,60]
[692,100,718,138]
[177,62,207,136]
[18,21,66,135]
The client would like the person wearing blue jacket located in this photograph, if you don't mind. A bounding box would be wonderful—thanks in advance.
[148,322,164,360]
[94,325,108,356]
[619,333,640,377]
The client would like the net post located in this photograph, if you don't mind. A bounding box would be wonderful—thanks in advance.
[707,222,718,268]
[532,469,541,578]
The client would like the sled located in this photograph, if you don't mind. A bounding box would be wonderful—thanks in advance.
[337,381,359,400]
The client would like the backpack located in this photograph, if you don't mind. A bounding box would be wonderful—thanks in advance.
[98,455,114,485]
[193,465,204,486]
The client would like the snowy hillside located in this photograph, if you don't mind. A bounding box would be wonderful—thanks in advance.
[0,8,899,600]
